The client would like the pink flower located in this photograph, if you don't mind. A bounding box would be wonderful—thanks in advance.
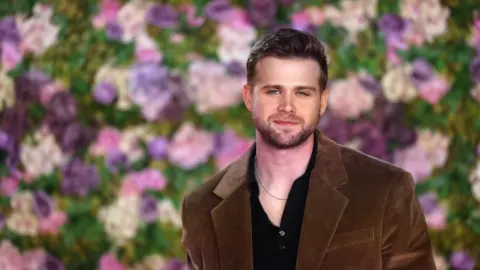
[99,253,126,270]
[426,206,447,230]
[120,169,167,196]
[92,0,121,29]
[23,249,47,270]
[17,4,60,56]
[179,4,205,27]
[39,210,67,235]
[290,11,310,31]
[186,60,244,113]
[215,130,253,171]
[167,122,215,169]
[305,6,326,25]
[328,76,375,119]
[393,144,433,183]
[1,42,23,71]
[0,176,19,196]
[39,81,65,105]
[90,127,122,156]
[0,240,23,270]
[134,32,162,64]
[417,75,451,105]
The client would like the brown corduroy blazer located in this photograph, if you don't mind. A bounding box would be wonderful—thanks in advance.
[180,131,436,270]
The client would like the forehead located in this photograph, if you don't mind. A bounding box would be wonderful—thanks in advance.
[254,57,321,87]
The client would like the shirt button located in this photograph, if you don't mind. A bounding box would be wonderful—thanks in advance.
[280,244,286,249]
[279,230,285,236]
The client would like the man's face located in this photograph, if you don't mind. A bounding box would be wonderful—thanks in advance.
[242,57,328,149]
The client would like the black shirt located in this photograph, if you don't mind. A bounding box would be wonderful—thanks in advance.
[248,137,317,270]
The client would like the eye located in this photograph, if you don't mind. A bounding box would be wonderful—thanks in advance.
[266,89,280,95]
[296,91,310,96]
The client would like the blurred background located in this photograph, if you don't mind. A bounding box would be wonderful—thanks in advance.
[0,0,479,269]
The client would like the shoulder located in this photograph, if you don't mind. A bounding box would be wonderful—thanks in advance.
[338,145,415,195]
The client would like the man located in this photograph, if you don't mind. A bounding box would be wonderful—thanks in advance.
[181,28,436,270]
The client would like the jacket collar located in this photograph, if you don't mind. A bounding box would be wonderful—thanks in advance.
[213,130,348,199]
[211,130,350,270]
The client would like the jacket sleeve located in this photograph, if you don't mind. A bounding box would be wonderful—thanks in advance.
[181,196,203,270]
[381,171,437,269]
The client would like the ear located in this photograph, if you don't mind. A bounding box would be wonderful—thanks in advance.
[242,83,253,112]
[319,88,328,115]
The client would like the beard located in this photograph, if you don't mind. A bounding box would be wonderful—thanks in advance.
[253,112,320,149]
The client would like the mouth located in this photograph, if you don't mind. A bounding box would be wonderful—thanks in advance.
[273,120,299,126]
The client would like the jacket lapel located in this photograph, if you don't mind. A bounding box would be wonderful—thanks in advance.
[210,132,350,270]
[211,149,254,270]
[295,132,350,270]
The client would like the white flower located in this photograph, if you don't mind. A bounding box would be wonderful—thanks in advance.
[119,125,154,162]
[20,128,67,178]
[116,0,151,43]
[10,191,34,213]
[6,212,39,236]
[416,129,450,167]
[470,161,480,202]
[98,195,141,246]
[186,60,244,113]
[381,64,418,103]
[328,76,375,119]
[16,4,60,56]
[471,84,480,103]
[400,0,450,42]
[94,63,131,110]
[217,23,256,64]
[0,70,15,112]
[324,0,378,41]
[158,199,182,228]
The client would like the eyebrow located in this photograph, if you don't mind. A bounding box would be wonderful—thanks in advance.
[260,84,317,91]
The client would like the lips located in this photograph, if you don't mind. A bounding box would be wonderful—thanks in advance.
[273,120,298,125]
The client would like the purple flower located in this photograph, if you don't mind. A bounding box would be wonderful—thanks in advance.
[61,158,100,197]
[39,255,65,270]
[166,259,188,270]
[378,14,406,37]
[93,81,117,105]
[60,122,95,152]
[139,195,158,223]
[358,74,381,95]
[248,0,277,27]
[0,213,5,230]
[318,112,351,144]
[128,63,173,120]
[351,122,388,160]
[418,192,438,215]
[470,56,480,83]
[147,4,179,28]
[14,70,50,104]
[204,0,234,22]
[0,16,20,44]
[106,22,123,40]
[450,252,476,270]
[226,61,246,77]
[411,58,435,87]
[33,191,53,219]
[47,92,78,123]
[105,151,129,173]
[148,137,168,159]
[1,106,29,142]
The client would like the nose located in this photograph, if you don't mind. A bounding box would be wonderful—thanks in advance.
[278,92,295,113]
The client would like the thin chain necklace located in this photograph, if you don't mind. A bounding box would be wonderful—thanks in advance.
[254,158,288,201]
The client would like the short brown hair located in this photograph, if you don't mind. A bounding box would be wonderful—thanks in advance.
[246,28,328,91]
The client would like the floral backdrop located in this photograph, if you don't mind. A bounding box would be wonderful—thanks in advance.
[0,0,479,269]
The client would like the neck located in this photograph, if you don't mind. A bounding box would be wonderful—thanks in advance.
[255,132,315,191]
